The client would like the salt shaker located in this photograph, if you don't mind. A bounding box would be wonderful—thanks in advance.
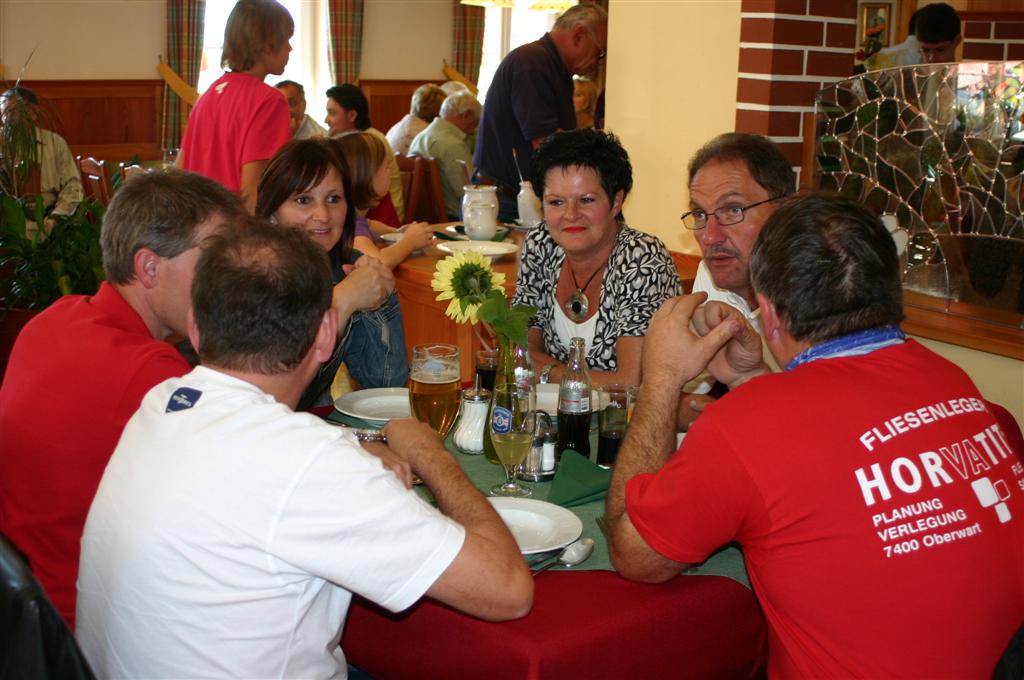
[518,411,556,482]
[452,383,491,454]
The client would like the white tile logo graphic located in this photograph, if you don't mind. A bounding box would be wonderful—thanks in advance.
[971,477,1012,523]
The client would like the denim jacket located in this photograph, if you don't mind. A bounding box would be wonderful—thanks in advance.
[297,255,410,410]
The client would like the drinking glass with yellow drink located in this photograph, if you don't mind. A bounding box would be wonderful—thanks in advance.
[489,382,536,498]
[409,344,461,437]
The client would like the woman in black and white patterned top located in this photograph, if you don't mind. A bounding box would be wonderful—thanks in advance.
[512,129,681,386]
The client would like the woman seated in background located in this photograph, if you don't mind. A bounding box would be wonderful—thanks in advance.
[335,131,433,269]
[256,137,406,407]
[573,77,598,130]
[513,128,681,387]
[386,83,446,156]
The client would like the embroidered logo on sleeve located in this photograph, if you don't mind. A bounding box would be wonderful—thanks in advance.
[166,387,202,413]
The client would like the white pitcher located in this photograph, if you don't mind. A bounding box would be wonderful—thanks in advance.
[462,185,498,240]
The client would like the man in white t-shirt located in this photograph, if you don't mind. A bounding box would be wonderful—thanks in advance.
[76,220,532,679]
[677,133,795,422]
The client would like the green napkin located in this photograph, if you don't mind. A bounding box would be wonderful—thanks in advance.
[325,410,381,430]
[547,450,611,507]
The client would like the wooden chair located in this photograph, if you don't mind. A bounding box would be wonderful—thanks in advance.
[418,157,449,224]
[119,163,145,182]
[395,153,425,223]
[76,156,113,207]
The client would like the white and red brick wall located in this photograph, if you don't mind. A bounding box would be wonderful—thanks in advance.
[734,0,858,185]
[962,13,1024,62]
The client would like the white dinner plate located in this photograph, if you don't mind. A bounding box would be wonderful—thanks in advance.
[512,218,540,231]
[488,497,583,555]
[436,241,519,260]
[334,387,411,423]
[535,384,597,414]
[379,231,425,254]
[536,383,559,413]
[444,224,510,240]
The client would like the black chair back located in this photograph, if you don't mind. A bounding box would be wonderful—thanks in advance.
[0,533,95,680]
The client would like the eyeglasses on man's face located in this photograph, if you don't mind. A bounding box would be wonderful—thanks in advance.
[918,41,956,62]
[680,195,784,230]
[587,29,607,61]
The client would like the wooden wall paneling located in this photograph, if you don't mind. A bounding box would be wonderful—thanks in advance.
[18,80,165,163]
[359,79,434,139]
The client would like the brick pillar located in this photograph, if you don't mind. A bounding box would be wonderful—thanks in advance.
[734,0,857,186]
[962,14,1024,62]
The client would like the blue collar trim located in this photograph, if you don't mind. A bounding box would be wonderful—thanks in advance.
[785,325,906,371]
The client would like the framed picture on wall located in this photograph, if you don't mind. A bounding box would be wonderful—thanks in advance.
[860,2,893,48]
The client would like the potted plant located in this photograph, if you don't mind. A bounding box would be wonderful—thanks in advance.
[0,86,106,377]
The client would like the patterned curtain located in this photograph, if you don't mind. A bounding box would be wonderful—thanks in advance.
[452,2,486,86]
[328,0,364,85]
[162,0,205,152]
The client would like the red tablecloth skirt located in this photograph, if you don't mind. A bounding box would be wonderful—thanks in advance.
[342,570,766,680]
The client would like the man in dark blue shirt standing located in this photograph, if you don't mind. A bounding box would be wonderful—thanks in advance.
[473,4,607,221]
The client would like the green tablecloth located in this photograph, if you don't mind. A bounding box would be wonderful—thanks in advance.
[325,410,749,587]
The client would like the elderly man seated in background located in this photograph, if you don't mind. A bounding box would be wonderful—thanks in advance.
[76,219,532,678]
[386,83,446,156]
[409,90,481,221]
[607,193,1024,679]
[0,86,83,217]
[276,79,327,139]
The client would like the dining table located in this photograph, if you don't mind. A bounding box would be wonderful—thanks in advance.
[321,406,767,680]
[390,223,702,383]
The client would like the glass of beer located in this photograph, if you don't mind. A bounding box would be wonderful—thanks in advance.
[409,344,462,437]
[489,382,536,497]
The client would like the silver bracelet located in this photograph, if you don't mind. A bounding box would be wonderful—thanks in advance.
[539,364,554,384]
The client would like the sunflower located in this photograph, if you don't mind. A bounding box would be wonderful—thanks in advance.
[431,250,506,324]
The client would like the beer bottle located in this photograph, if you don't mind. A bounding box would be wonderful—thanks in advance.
[557,337,592,462]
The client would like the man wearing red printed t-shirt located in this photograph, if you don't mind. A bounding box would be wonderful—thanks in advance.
[607,195,1024,678]
[0,170,241,630]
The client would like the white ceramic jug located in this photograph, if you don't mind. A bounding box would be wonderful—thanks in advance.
[462,185,498,240]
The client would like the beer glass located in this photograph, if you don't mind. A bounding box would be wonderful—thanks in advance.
[409,344,461,436]
[489,383,536,498]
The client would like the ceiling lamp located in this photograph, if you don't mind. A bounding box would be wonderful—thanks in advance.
[460,0,514,7]
[528,0,576,11]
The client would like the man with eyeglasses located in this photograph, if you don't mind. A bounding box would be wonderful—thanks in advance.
[683,133,794,336]
[607,193,1024,678]
[473,3,608,222]
[914,2,961,64]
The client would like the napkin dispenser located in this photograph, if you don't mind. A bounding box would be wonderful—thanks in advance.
[518,410,556,482]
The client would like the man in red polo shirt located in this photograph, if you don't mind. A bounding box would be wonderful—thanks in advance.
[0,169,241,630]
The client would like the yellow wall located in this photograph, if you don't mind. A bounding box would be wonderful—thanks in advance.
[604,0,742,256]
[912,337,1024,429]
[360,1,452,80]
[0,0,164,80]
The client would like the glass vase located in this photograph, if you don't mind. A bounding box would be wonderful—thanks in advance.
[483,338,533,464]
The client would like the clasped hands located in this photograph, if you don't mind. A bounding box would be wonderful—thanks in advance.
[642,293,768,392]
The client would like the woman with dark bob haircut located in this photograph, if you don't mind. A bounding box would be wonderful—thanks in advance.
[512,128,681,386]
[256,137,408,407]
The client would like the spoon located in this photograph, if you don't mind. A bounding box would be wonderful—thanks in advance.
[531,538,595,575]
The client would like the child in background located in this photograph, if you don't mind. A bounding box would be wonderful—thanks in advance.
[179,0,293,213]
[335,131,433,269]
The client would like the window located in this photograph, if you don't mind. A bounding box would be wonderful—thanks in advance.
[476,1,561,101]
[198,0,331,124]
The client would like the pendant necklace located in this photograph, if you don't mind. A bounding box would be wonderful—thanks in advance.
[564,261,606,323]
